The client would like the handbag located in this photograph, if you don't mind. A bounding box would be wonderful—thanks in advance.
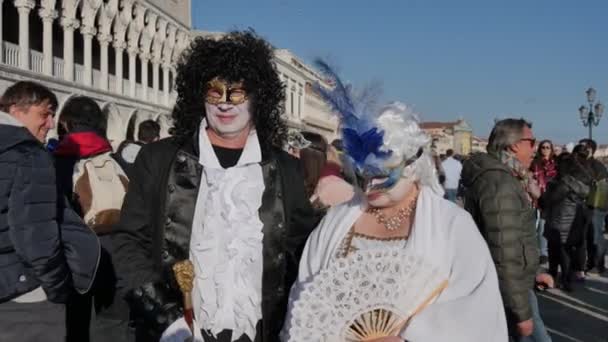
[587,178,608,210]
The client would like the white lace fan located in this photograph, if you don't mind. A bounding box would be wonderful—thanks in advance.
[284,248,449,342]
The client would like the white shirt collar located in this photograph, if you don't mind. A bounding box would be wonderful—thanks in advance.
[198,119,262,169]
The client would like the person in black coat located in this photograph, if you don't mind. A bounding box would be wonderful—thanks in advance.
[540,146,594,291]
[0,81,99,342]
[111,31,321,342]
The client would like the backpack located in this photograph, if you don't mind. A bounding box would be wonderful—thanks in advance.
[72,152,128,234]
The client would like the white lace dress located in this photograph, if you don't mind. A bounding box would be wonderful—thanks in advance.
[337,228,408,259]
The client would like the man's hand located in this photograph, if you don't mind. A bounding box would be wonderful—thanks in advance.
[536,273,555,289]
[517,319,534,337]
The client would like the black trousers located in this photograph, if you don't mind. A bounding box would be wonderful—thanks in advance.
[0,299,65,342]
[547,231,583,286]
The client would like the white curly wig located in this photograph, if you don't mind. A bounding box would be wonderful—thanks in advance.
[375,102,444,195]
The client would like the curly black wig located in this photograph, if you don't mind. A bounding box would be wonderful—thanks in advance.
[171,30,287,151]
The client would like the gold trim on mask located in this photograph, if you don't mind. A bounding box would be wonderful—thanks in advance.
[205,77,248,105]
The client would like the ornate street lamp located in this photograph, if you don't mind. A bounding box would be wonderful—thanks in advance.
[579,87,604,139]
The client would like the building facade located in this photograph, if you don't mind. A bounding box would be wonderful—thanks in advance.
[421,118,473,156]
[0,0,191,148]
[0,2,338,148]
[274,49,337,141]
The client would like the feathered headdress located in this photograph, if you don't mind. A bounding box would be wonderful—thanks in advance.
[313,60,392,177]
[313,60,444,194]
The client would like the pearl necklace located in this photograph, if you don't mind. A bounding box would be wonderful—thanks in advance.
[367,188,419,231]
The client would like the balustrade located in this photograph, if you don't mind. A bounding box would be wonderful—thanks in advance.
[3,42,19,67]
[30,50,43,74]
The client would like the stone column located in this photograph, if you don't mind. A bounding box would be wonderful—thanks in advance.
[113,42,125,95]
[39,7,58,76]
[140,54,149,101]
[98,34,112,91]
[163,64,170,106]
[128,47,137,97]
[81,26,96,86]
[171,66,177,99]
[15,0,35,70]
[152,61,160,104]
[60,18,78,81]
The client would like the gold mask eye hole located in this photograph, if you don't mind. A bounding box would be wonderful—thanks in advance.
[229,89,247,105]
[205,88,223,104]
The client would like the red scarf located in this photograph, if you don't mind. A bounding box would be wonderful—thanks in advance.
[54,131,113,158]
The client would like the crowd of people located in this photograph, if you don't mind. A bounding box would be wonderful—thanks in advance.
[0,30,605,342]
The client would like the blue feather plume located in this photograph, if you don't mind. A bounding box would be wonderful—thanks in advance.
[312,59,391,175]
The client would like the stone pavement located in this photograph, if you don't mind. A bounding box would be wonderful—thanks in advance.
[537,272,608,342]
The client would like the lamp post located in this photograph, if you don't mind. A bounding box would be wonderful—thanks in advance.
[579,87,604,140]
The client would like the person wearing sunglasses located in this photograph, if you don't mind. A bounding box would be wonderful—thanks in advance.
[111,31,321,342]
[462,119,554,342]
[531,140,557,265]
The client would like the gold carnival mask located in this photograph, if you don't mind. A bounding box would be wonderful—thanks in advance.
[205,77,249,105]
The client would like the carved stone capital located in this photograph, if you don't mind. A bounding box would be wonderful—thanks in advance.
[60,17,80,30]
[80,25,97,37]
[39,7,58,21]
[113,40,127,50]
[97,32,113,45]
[14,0,35,10]
[127,45,139,56]
[139,52,151,62]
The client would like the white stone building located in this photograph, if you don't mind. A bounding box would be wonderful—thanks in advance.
[273,49,337,140]
[0,0,192,148]
[0,1,338,149]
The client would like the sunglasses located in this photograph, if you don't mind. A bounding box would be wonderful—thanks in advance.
[540,145,551,150]
[519,138,536,147]
[205,77,248,106]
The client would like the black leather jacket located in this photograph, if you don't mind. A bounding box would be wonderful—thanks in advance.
[112,133,320,341]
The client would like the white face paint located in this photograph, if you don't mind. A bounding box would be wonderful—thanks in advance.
[204,100,252,137]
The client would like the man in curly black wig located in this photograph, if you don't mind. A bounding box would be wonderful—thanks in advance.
[112,31,320,342]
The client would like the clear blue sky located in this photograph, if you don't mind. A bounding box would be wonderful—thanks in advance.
[192,0,608,144]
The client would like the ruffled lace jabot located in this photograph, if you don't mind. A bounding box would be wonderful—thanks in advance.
[190,123,265,341]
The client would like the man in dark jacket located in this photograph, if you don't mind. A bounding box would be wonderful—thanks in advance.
[0,81,100,341]
[461,118,553,341]
[112,31,320,342]
[578,138,607,274]
[112,119,160,179]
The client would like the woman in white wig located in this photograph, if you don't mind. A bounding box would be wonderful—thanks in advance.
[280,61,508,342]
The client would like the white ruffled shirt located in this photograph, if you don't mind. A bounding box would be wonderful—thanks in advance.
[190,122,265,341]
